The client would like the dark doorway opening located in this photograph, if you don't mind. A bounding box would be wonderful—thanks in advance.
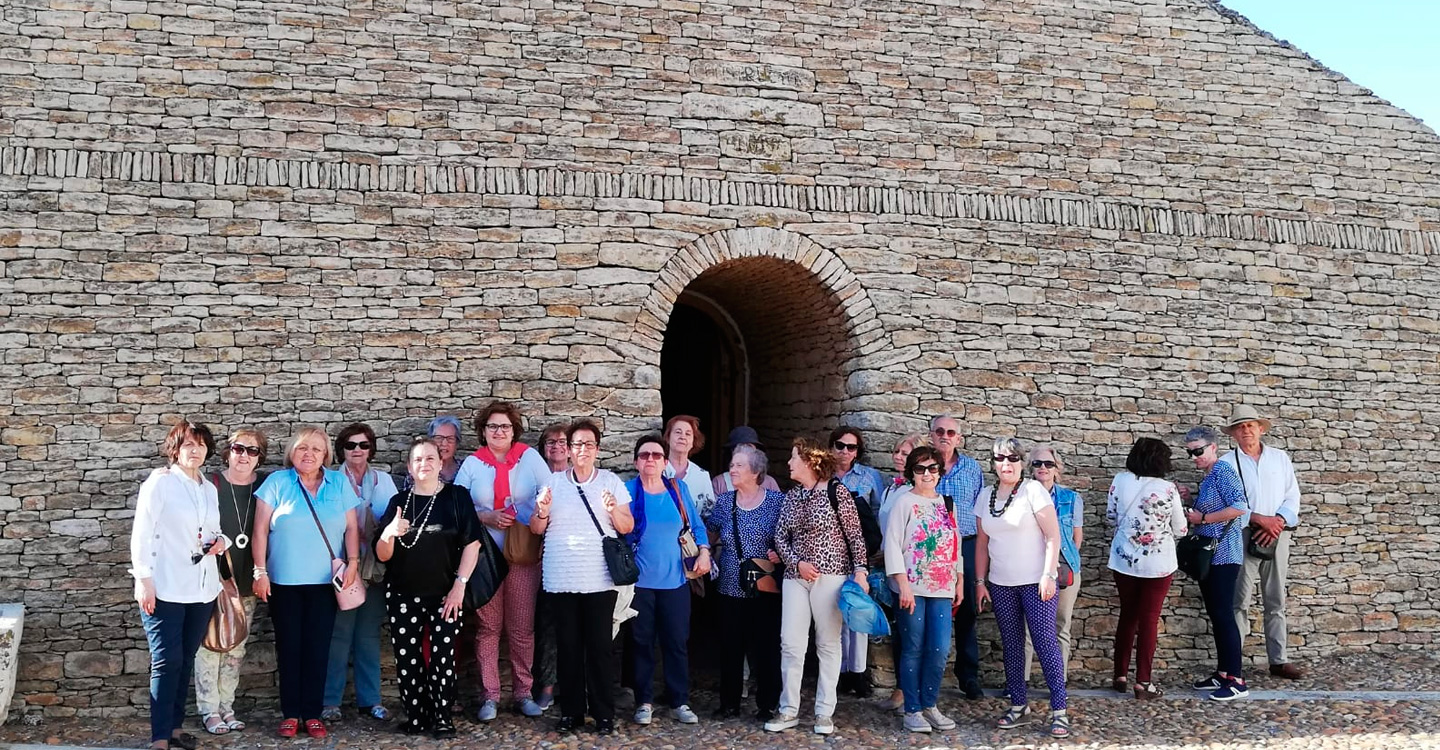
[659,293,746,474]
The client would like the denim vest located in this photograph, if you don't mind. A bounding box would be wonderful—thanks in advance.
[1052,484,1082,572]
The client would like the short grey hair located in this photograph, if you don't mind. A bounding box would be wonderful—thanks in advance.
[991,436,1023,459]
[1027,443,1065,472]
[1184,425,1221,445]
[428,414,464,438]
[930,415,962,430]
[732,443,768,478]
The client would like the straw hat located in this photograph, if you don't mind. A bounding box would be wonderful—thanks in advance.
[1221,404,1272,435]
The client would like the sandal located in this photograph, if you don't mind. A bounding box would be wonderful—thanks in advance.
[1050,710,1072,739]
[320,705,342,722]
[203,714,230,735]
[1134,682,1164,700]
[1111,676,1128,693]
[222,713,246,732]
[997,705,1032,729]
[277,718,299,738]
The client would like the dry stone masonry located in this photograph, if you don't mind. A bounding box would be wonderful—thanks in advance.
[1,0,1439,718]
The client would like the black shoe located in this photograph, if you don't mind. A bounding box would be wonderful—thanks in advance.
[962,681,984,700]
[557,716,580,733]
[714,705,741,720]
[596,718,615,735]
[853,669,874,699]
[431,723,456,739]
[755,708,774,722]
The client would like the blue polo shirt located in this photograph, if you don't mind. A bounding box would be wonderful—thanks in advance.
[256,468,362,586]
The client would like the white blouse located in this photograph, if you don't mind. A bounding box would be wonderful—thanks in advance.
[975,479,1053,587]
[455,447,552,547]
[540,468,632,594]
[129,467,225,604]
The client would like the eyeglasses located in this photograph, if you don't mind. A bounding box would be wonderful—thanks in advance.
[912,463,941,475]
[230,444,261,457]
[484,423,513,433]
[544,439,567,448]
[832,441,859,452]
[570,441,598,450]
[636,451,666,461]
[992,454,1022,463]
[1030,460,1057,469]
[431,435,458,444]
[341,440,371,451]
[932,427,959,439]
[1186,445,1212,457]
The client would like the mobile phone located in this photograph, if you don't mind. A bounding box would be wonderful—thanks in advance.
[332,566,347,592]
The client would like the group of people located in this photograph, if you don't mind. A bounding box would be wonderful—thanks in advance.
[130,403,1302,749]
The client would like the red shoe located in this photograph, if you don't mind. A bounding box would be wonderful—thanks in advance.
[305,719,327,739]
[276,718,298,738]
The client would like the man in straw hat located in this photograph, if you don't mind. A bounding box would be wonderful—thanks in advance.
[1218,405,1304,679]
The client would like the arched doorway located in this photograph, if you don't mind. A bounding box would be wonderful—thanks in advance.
[659,255,852,473]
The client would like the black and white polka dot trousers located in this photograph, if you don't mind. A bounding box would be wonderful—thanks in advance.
[386,589,461,731]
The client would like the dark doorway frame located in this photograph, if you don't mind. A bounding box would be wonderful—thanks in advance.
[659,290,749,473]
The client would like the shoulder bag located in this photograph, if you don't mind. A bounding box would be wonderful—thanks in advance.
[203,550,249,653]
[466,495,510,609]
[733,493,781,596]
[1235,458,1279,561]
[578,481,639,586]
[298,477,366,611]
[662,478,705,580]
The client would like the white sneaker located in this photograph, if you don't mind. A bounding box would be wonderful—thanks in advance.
[633,703,653,725]
[813,715,834,735]
[903,712,932,733]
[763,711,799,732]
[670,705,699,724]
[921,706,956,731]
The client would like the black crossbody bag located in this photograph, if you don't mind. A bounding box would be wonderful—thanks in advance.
[577,482,639,586]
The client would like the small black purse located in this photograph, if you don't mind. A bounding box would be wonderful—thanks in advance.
[578,484,639,586]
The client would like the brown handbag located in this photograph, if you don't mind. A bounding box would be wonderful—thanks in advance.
[503,519,542,565]
[203,550,249,653]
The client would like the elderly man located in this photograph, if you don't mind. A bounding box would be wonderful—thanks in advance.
[929,415,986,698]
[1219,405,1303,679]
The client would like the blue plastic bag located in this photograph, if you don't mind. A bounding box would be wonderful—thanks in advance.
[839,578,891,636]
[867,569,895,609]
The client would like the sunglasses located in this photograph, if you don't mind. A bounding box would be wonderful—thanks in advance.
[992,454,1022,463]
[1030,460,1057,469]
[1186,445,1212,457]
[230,444,261,457]
[912,463,941,475]
[932,427,959,439]
[832,441,859,452]
[341,440,371,451]
[636,451,666,461]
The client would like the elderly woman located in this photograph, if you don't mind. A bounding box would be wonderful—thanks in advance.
[454,402,551,720]
[195,427,267,736]
[710,426,781,495]
[1183,426,1251,701]
[321,424,397,723]
[878,430,925,711]
[883,446,962,734]
[540,422,570,474]
[376,437,482,738]
[1106,437,1186,700]
[829,425,884,697]
[975,437,1069,739]
[131,420,227,750]
[529,419,635,735]
[664,415,715,518]
[764,438,868,737]
[532,422,569,711]
[428,415,463,483]
[1021,444,1083,684]
[625,435,711,726]
[253,426,362,739]
[707,444,784,720]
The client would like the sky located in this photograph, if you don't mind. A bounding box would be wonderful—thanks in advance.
[1219,0,1438,129]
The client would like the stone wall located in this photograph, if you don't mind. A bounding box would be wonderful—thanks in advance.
[2,0,1440,718]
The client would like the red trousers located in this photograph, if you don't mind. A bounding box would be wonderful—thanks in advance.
[1112,571,1173,683]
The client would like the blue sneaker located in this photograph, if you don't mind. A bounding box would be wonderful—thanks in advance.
[1209,680,1250,702]
[1192,672,1225,691]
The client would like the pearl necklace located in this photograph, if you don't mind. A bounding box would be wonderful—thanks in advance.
[398,483,441,549]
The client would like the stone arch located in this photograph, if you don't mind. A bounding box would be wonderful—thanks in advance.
[631,227,890,454]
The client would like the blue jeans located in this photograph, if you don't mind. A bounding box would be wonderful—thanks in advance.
[951,536,980,686]
[631,584,691,707]
[141,599,214,743]
[896,595,953,713]
[323,585,385,707]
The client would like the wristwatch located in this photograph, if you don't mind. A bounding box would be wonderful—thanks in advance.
[1043,572,1059,582]
[457,575,470,584]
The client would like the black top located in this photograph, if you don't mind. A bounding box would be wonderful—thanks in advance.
[375,483,483,597]
[211,470,265,592]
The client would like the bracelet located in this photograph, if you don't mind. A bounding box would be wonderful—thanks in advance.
[1043,572,1058,582]
[536,512,550,520]
[254,568,268,578]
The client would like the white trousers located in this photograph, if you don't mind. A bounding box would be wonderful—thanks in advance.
[779,575,845,718]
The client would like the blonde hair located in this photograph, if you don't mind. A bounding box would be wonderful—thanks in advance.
[1027,443,1065,473]
[227,427,269,465]
[792,437,836,481]
[284,425,333,468]
[896,431,926,454]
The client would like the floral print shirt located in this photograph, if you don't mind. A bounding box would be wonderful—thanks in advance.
[881,491,963,598]
[1106,471,1187,578]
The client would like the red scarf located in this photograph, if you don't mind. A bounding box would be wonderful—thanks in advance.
[472,443,529,510]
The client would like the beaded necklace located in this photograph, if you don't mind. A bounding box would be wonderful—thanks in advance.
[988,482,1020,518]
[399,483,442,549]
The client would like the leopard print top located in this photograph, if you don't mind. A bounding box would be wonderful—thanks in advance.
[774,481,868,578]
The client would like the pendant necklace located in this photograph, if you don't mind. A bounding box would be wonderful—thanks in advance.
[988,483,1019,518]
[224,471,254,550]
[399,484,441,549]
